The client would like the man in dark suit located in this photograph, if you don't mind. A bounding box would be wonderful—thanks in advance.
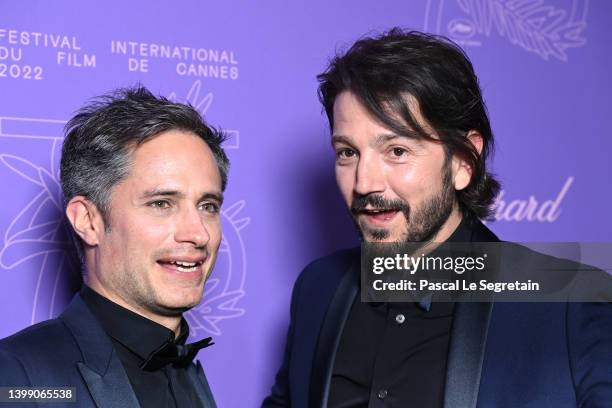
[0,86,229,407]
[263,29,612,407]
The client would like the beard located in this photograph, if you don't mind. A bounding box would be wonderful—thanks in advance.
[350,161,455,243]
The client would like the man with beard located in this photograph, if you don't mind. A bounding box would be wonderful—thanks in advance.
[263,29,612,407]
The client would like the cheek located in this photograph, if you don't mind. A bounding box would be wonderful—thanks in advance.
[335,165,355,199]
[111,214,172,254]
[207,221,222,249]
[387,164,430,202]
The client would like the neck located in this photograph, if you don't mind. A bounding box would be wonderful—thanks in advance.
[84,279,182,338]
[432,206,463,243]
[415,206,463,256]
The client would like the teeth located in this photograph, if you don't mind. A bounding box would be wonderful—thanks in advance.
[171,261,198,267]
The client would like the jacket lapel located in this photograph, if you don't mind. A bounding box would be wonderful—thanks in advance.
[186,360,217,408]
[60,295,140,408]
[309,260,359,408]
[77,356,141,408]
[443,219,498,408]
[443,301,494,408]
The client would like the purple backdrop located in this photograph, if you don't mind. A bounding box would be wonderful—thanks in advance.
[1,0,610,406]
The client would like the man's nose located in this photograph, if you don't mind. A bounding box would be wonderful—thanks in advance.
[354,154,385,196]
[174,207,210,248]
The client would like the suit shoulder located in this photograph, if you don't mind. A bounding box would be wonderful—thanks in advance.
[501,242,580,266]
[289,247,359,305]
[0,316,89,388]
[298,247,359,284]
[0,318,73,383]
[0,317,74,358]
[0,346,32,386]
[502,242,598,274]
[500,242,612,301]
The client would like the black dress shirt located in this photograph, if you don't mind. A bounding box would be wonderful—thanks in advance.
[80,286,204,408]
[328,217,475,408]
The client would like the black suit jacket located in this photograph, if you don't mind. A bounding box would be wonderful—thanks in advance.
[0,293,216,408]
[263,220,612,407]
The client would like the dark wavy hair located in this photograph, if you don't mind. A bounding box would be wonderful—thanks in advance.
[318,28,500,219]
[61,85,229,259]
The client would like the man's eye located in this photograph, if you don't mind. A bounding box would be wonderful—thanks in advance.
[337,148,357,159]
[391,147,409,157]
[200,202,220,214]
[149,200,170,209]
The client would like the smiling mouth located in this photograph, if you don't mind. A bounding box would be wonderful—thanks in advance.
[157,259,204,273]
[359,209,400,222]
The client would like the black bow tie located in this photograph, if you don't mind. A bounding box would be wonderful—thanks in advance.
[140,337,214,371]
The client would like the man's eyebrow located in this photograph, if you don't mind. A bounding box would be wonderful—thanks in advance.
[376,133,424,149]
[141,189,184,199]
[332,133,406,147]
[331,134,353,146]
[141,189,223,204]
[199,192,224,204]
[375,133,401,145]
[140,190,223,204]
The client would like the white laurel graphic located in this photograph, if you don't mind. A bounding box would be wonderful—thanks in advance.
[168,79,240,149]
[0,80,248,336]
[425,0,588,61]
[185,200,249,337]
[0,117,75,324]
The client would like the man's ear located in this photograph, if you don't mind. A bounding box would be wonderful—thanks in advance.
[452,130,483,191]
[65,196,105,247]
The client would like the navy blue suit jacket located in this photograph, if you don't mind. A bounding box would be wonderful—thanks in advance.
[263,223,612,407]
[0,293,216,408]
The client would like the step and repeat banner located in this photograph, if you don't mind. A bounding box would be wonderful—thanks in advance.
[1,0,609,406]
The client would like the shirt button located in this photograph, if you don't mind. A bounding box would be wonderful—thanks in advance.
[377,389,388,399]
[395,313,406,324]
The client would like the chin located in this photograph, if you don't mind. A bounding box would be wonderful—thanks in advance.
[175,293,202,307]
[159,291,202,309]
[154,300,198,316]
[361,227,404,243]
